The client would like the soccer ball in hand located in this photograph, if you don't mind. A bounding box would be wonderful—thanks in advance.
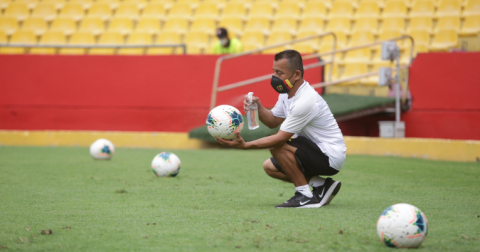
[151,152,181,177]
[89,139,115,160]
[377,203,428,248]
[206,105,244,140]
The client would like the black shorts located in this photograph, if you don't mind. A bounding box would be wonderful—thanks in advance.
[270,136,339,178]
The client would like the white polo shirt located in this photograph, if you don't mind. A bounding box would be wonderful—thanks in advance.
[271,81,347,170]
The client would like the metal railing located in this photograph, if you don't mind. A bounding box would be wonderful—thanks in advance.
[210,32,338,110]
[0,43,187,54]
[209,34,415,110]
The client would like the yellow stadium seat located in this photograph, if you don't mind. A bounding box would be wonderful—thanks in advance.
[190,17,216,36]
[0,30,36,54]
[221,2,247,19]
[60,31,95,54]
[78,17,105,36]
[96,0,120,10]
[218,17,243,37]
[89,31,123,54]
[241,31,265,51]
[122,0,147,10]
[355,1,380,18]
[3,3,29,22]
[58,3,85,22]
[107,18,133,36]
[463,0,480,16]
[381,17,406,33]
[366,61,394,86]
[0,17,18,36]
[118,32,152,55]
[320,31,347,51]
[271,17,297,36]
[328,1,354,19]
[249,2,275,19]
[176,0,201,4]
[0,0,11,12]
[378,30,404,49]
[15,0,37,10]
[326,17,351,35]
[162,17,189,35]
[340,63,369,85]
[407,16,433,33]
[436,0,462,17]
[434,16,461,32]
[263,31,292,54]
[50,18,76,36]
[429,29,458,51]
[148,31,182,55]
[87,3,113,22]
[244,17,271,35]
[195,3,219,19]
[0,30,6,44]
[275,2,301,19]
[168,3,193,19]
[20,18,48,36]
[323,63,340,82]
[141,3,166,20]
[353,17,379,35]
[30,3,57,22]
[302,1,328,19]
[69,0,94,10]
[408,29,431,51]
[292,31,319,54]
[349,30,375,47]
[409,0,435,17]
[298,17,324,34]
[459,14,480,35]
[114,3,140,20]
[342,48,371,63]
[31,31,66,54]
[184,31,209,54]
[135,17,161,36]
[42,0,66,11]
[382,0,408,18]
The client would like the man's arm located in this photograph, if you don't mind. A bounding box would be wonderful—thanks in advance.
[244,96,284,129]
[216,130,294,150]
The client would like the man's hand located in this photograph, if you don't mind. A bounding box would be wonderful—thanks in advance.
[216,132,246,149]
[243,94,261,113]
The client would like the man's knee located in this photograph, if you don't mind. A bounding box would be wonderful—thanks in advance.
[263,158,277,173]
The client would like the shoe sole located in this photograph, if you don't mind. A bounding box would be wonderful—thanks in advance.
[276,203,322,209]
[320,181,341,206]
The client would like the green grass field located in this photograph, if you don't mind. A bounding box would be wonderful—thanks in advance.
[0,146,479,251]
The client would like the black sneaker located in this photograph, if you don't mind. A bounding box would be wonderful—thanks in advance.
[275,191,320,208]
[312,178,341,207]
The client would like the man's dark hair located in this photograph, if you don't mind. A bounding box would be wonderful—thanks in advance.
[274,50,304,77]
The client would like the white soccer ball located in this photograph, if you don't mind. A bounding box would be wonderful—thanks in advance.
[377,203,428,248]
[206,105,244,140]
[89,139,115,160]
[151,152,181,177]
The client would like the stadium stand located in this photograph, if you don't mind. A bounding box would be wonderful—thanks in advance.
[30,3,57,22]
[135,17,161,36]
[3,2,29,21]
[58,3,85,22]
[86,3,112,22]
[78,17,105,36]
[42,0,66,11]
[147,31,181,55]
[141,2,167,20]
[114,2,140,20]
[50,17,76,36]
[89,31,123,55]
[0,30,35,54]
[118,31,152,55]
[107,17,133,36]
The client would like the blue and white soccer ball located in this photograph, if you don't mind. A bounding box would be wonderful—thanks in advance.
[377,203,428,248]
[89,139,115,160]
[206,105,244,140]
[151,152,181,177]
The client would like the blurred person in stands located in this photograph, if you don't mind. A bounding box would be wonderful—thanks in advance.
[211,28,243,54]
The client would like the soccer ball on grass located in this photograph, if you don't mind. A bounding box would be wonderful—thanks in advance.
[89,139,115,160]
[377,203,428,248]
[206,105,244,140]
[151,152,181,177]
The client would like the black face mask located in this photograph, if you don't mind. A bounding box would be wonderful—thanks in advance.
[270,73,297,94]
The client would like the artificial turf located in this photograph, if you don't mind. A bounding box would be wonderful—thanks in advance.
[0,146,479,251]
